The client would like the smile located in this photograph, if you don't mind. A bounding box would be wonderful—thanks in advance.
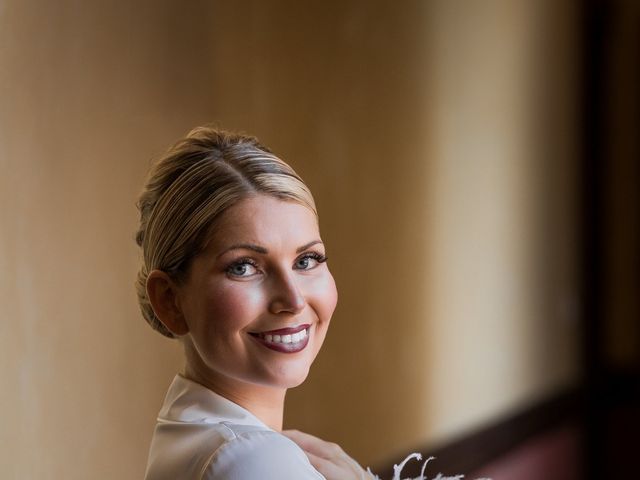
[249,324,310,353]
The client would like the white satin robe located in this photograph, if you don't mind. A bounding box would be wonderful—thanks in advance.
[144,374,325,480]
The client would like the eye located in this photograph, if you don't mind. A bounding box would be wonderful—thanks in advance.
[226,259,259,278]
[294,252,327,271]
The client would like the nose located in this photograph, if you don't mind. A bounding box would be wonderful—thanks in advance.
[268,271,306,315]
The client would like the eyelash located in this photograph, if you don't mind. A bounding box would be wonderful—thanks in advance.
[297,252,328,267]
[225,252,328,277]
[225,258,259,277]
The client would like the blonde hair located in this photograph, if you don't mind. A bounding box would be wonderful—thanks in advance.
[135,126,316,338]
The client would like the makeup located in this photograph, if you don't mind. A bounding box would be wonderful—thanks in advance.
[249,324,310,353]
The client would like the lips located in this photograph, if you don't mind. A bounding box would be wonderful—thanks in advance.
[249,324,311,353]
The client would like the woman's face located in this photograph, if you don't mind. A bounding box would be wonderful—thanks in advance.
[177,194,337,392]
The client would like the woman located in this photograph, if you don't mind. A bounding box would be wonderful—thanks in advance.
[136,127,372,479]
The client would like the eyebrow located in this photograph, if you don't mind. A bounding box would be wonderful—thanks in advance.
[217,240,323,258]
[296,240,323,253]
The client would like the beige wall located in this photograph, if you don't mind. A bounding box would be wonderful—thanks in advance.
[1,0,583,477]
[0,1,214,478]
[208,0,582,465]
[205,0,434,464]
[422,0,582,445]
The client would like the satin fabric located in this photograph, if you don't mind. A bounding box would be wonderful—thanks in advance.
[144,374,325,480]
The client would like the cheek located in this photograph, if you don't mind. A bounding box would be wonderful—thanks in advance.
[311,273,338,322]
[197,282,266,333]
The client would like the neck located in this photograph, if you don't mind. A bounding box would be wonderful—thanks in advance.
[182,347,286,431]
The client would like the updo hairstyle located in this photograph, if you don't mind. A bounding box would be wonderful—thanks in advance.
[135,126,316,338]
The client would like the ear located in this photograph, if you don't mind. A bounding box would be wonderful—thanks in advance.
[146,270,190,336]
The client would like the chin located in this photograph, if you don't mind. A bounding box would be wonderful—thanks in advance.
[256,340,322,389]
[272,364,312,389]
[286,374,309,389]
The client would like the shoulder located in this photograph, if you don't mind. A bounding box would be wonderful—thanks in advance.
[202,426,325,480]
[144,421,244,480]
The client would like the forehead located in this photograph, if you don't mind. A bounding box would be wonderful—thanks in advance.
[206,195,320,252]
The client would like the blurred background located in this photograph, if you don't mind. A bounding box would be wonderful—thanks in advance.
[0,1,637,479]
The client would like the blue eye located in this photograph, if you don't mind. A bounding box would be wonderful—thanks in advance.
[226,260,258,277]
[294,252,327,270]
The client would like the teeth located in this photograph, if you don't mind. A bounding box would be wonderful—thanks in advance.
[262,328,308,344]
